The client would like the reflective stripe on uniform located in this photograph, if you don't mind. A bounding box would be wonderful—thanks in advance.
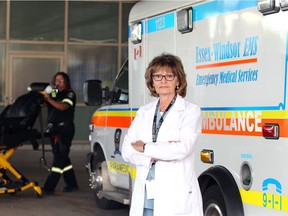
[62,98,73,106]
[51,167,63,174]
[63,165,73,172]
[51,165,73,174]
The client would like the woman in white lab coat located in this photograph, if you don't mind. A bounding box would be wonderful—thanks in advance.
[122,53,203,216]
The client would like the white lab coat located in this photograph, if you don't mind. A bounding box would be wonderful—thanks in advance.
[122,95,203,216]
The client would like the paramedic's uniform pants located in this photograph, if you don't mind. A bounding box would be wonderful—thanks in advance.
[44,125,78,191]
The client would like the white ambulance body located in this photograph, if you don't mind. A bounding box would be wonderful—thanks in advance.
[85,0,288,215]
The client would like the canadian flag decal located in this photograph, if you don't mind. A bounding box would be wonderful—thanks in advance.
[134,46,142,60]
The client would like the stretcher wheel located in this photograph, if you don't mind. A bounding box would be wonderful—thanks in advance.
[9,191,17,195]
[33,184,43,198]
[35,191,42,198]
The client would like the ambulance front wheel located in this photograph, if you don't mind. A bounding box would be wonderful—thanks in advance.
[92,147,122,209]
[203,184,227,216]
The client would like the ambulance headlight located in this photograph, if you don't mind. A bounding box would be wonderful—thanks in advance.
[280,0,288,11]
[258,0,280,15]
[131,22,142,44]
[177,7,193,34]
[89,124,94,132]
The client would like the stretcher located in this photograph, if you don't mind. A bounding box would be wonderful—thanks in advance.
[0,83,49,197]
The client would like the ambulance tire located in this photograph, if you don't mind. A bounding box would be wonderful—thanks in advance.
[92,148,122,209]
[203,184,227,216]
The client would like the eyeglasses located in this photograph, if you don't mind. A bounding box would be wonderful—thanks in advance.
[152,74,176,81]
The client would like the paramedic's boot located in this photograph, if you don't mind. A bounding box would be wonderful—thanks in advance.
[63,168,79,192]
[62,186,79,192]
[42,187,55,195]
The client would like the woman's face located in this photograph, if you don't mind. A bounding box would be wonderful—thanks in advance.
[152,66,179,97]
[54,74,66,91]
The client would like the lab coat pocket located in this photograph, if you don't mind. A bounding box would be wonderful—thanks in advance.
[171,184,193,214]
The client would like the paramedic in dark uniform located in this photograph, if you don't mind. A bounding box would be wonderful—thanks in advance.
[43,72,79,194]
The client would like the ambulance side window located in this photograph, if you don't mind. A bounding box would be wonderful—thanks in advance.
[113,59,128,104]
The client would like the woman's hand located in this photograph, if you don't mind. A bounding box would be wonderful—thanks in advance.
[131,140,145,153]
[44,92,51,102]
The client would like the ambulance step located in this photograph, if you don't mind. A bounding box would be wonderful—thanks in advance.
[98,191,130,205]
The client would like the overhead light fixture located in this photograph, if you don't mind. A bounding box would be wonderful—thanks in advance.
[177,7,193,34]
[258,0,280,15]
[131,22,142,44]
[280,0,288,11]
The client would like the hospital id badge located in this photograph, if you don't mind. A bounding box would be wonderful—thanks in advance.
[145,180,155,199]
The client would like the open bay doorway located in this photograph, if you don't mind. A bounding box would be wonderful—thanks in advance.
[7,53,64,150]
[8,53,64,103]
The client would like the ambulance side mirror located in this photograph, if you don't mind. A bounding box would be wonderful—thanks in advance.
[83,80,103,106]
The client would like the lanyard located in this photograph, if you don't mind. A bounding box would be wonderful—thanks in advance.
[152,95,177,142]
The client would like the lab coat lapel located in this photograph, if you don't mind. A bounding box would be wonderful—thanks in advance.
[140,99,158,141]
[156,95,185,140]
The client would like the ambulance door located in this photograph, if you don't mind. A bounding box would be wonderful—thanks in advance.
[129,9,176,107]
[146,11,176,68]
[129,20,147,108]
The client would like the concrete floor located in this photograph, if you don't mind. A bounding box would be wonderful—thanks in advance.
[0,144,129,216]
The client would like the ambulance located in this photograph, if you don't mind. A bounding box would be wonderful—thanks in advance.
[84,0,288,215]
